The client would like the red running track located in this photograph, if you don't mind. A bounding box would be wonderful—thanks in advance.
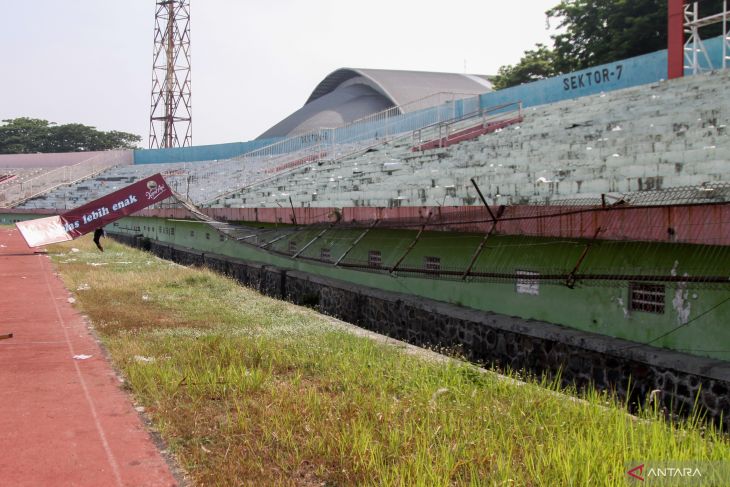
[0,226,178,486]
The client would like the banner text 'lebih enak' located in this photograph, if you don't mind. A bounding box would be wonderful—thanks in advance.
[60,173,170,238]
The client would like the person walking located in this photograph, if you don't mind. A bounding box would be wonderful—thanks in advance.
[93,227,105,252]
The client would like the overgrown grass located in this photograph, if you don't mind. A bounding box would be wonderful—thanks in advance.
[50,235,730,486]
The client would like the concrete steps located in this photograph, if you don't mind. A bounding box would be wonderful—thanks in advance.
[223,70,730,209]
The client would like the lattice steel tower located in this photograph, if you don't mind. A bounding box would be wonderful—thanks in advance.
[149,0,192,149]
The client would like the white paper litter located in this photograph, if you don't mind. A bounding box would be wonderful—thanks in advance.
[134,355,156,363]
[77,283,91,291]
[67,297,76,304]
[70,248,80,253]
[73,354,92,360]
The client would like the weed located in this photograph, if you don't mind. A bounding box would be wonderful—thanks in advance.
[50,235,730,486]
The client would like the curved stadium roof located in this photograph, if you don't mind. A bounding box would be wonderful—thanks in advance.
[258,68,492,139]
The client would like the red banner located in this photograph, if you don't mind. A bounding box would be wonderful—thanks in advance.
[60,173,171,238]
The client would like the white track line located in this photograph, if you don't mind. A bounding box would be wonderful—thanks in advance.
[38,255,124,487]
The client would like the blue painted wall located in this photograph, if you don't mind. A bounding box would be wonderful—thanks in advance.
[479,35,726,111]
[134,138,281,165]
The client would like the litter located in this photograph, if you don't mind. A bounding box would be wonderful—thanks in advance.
[77,283,91,291]
[70,248,80,253]
[73,354,92,360]
[134,355,156,363]
[429,387,450,407]
[67,297,76,304]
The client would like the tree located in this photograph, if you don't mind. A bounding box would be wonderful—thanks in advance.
[493,0,727,89]
[0,118,54,154]
[547,0,669,73]
[0,118,141,154]
[492,44,559,90]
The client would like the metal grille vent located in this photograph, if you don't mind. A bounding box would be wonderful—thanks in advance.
[424,256,441,271]
[368,250,382,267]
[630,283,665,314]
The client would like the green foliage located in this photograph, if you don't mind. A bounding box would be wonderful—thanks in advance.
[0,118,53,154]
[493,0,727,89]
[492,44,559,90]
[0,117,141,154]
[547,0,669,73]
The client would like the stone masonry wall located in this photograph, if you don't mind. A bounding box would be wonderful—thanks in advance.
[113,233,730,430]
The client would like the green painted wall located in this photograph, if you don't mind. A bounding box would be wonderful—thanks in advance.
[107,216,730,362]
[0,213,48,224]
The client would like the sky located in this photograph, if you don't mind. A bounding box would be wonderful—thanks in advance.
[0,0,560,147]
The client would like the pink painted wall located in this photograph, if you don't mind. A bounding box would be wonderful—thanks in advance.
[10,202,728,247]
[127,203,730,247]
[0,150,133,169]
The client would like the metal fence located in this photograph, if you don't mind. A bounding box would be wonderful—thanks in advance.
[202,100,523,206]
[197,92,481,182]
[0,150,132,208]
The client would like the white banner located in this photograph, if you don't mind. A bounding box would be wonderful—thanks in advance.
[15,216,73,248]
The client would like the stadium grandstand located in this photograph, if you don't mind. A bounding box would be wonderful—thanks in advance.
[3,6,730,431]
[5,45,729,213]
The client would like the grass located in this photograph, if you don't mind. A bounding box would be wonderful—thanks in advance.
[49,234,730,486]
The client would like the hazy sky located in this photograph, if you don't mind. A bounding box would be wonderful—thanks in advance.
[0,1,559,147]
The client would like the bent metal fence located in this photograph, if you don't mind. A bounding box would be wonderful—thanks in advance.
[148,183,730,291]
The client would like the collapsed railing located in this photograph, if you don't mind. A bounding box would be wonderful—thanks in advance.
[156,181,730,291]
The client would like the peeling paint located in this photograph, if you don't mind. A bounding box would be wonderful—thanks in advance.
[613,296,629,319]
[671,261,691,325]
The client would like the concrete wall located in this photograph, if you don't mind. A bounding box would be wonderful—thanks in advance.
[477,35,725,112]
[129,201,730,247]
[103,215,730,364]
[0,150,132,169]
[110,232,730,430]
